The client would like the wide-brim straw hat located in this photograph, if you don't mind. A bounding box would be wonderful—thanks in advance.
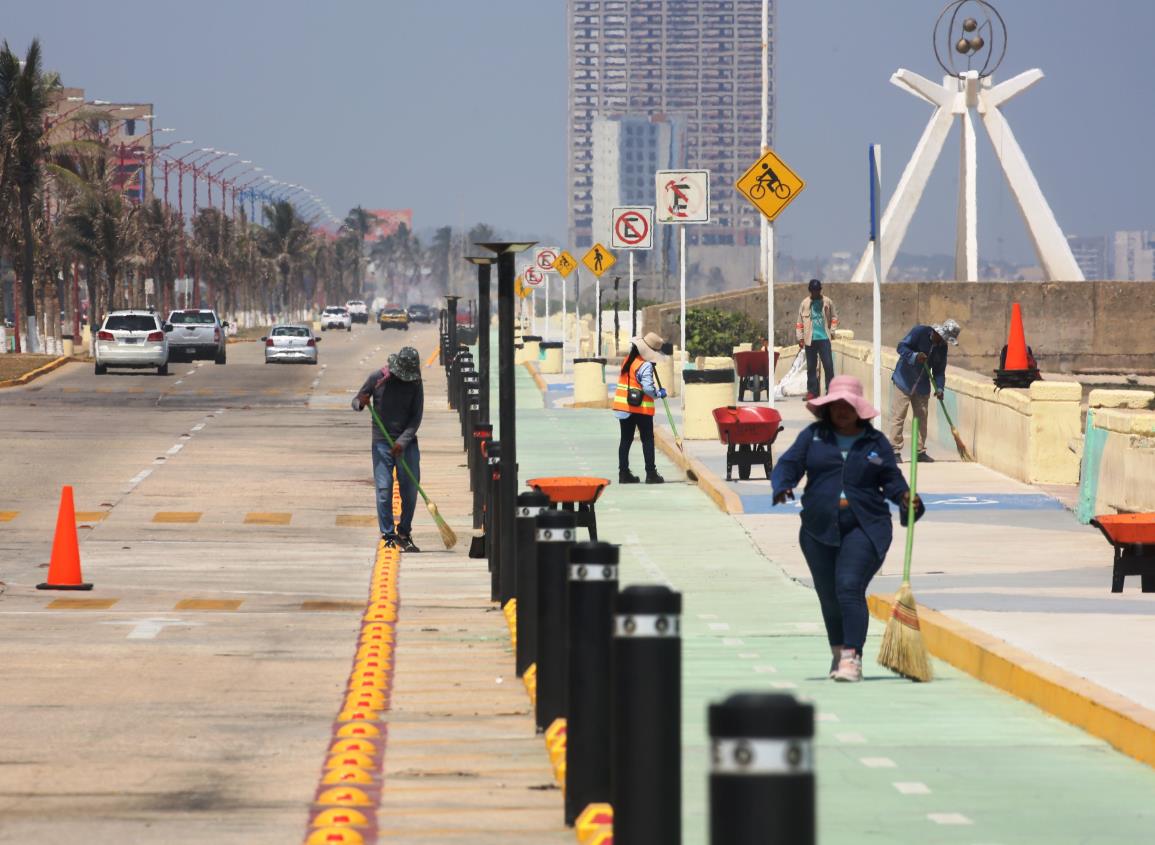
[631,332,667,363]
[806,375,879,420]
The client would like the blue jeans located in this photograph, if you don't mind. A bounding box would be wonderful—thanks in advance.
[372,439,420,537]
[799,507,883,652]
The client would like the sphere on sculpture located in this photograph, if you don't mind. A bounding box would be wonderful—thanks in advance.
[934,0,1007,78]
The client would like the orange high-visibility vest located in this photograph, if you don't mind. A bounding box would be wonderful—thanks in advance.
[612,358,655,416]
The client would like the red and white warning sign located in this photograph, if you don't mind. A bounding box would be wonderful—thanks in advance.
[523,266,546,288]
[611,206,654,250]
[655,169,710,224]
[534,248,559,272]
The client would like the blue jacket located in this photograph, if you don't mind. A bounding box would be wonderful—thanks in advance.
[770,422,912,557]
[892,325,947,396]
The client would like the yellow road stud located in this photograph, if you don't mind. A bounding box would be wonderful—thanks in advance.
[336,722,380,738]
[330,739,378,756]
[321,766,375,785]
[311,808,371,827]
[314,787,373,806]
[307,826,366,843]
[324,751,376,770]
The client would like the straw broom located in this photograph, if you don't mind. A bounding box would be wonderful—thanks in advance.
[878,418,932,682]
[923,363,972,461]
[367,403,458,550]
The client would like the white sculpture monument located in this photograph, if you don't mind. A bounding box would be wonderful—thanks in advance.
[852,1,1084,283]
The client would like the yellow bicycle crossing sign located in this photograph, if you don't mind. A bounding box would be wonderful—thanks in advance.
[735,149,806,222]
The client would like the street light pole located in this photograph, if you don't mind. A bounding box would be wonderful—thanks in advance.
[478,240,536,590]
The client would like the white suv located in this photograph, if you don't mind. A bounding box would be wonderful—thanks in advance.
[345,300,369,324]
[95,310,169,376]
[321,306,352,332]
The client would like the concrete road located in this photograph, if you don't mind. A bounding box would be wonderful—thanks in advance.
[0,323,564,843]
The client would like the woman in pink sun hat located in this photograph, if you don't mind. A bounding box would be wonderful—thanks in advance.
[771,375,923,682]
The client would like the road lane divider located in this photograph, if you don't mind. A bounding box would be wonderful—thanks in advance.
[303,540,402,845]
[173,599,243,611]
[244,512,292,525]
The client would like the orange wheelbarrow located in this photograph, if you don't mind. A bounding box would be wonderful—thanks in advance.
[1090,513,1155,593]
[527,477,611,541]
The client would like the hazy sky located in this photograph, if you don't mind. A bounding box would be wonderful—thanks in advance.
[5,1,1151,263]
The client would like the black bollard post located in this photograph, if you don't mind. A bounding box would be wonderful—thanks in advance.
[460,373,479,443]
[514,490,551,676]
[438,308,447,366]
[565,541,618,826]
[535,509,576,732]
[445,295,460,373]
[470,424,492,526]
[612,584,682,845]
[708,693,815,845]
[486,441,502,600]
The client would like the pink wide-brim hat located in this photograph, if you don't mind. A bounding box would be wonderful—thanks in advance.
[806,375,880,420]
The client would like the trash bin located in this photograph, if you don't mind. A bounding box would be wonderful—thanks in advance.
[683,368,736,440]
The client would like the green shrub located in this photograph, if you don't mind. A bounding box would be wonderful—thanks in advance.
[681,308,764,357]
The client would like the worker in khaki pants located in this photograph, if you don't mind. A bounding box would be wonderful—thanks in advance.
[888,320,960,462]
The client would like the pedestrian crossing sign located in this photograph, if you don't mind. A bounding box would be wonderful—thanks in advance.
[581,243,616,277]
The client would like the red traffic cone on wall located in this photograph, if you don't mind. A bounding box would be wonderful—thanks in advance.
[994,302,1041,388]
[36,485,93,591]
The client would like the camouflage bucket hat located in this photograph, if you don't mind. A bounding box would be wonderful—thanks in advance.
[389,346,422,381]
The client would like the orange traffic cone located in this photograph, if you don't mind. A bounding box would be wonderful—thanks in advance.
[37,485,92,591]
[994,302,1041,388]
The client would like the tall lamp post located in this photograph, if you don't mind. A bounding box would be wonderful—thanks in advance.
[464,256,497,424]
[477,240,536,584]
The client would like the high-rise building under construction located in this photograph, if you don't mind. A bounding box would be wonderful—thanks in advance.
[567,0,772,257]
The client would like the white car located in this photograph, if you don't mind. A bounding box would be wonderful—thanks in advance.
[95,310,169,375]
[345,300,370,324]
[321,306,352,332]
[263,324,319,364]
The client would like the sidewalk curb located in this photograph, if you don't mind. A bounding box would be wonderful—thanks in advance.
[653,427,743,514]
[868,593,1155,770]
[0,355,72,389]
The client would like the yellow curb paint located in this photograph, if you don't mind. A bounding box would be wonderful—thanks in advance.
[0,355,71,389]
[244,512,291,525]
[652,426,743,514]
[0,511,19,522]
[152,511,202,524]
[576,803,614,841]
[335,515,377,527]
[74,511,109,522]
[46,598,118,610]
[174,599,243,611]
[868,593,1155,770]
[301,601,364,612]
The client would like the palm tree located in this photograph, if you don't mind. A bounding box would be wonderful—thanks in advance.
[138,198,184,314]
[260,200,310,316]
[56,181,139,329]
[341,206,375,299]
[0,39,60,352]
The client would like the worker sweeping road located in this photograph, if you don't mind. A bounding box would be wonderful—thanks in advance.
[770,375,923,682]
[889,318,961,463]
[612,332,667,485]
[351,346,424,551]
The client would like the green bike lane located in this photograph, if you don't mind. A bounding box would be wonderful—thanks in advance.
[508,365,1155,844]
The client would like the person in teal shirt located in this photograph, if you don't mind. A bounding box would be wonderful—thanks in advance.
[796,278,839,399]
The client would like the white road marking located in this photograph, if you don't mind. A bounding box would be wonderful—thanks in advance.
[738,652,759,659]
[793,621,821,631]
[860,757,896,768]
[128,469,152,486]
[836,732,867,744]
[166,444,183,456]
[769,681,797,690]
[708,622,731,631]
[174,379,183,385]
[101,618,202,640]
[697,614,718,620]
[722,638,744,647]
[623,533,675,588]
[927,814,972,826]
[192,423,205,431]
[894,782,931,795]
[753,665,777,674]
[185,370,195,376]
[816,713,839,722]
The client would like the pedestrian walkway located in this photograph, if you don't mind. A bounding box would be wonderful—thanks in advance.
[523,361,1155,842]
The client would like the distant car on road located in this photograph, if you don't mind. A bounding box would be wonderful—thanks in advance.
[165,309,228,364]
[321,306,352,332]
[406,303,433,323]
[263,324,320,365]
[95,310,169,376]
[379,307,410,331]
[345,300,370,324]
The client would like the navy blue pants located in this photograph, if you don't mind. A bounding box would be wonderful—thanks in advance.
[372,439,420,537]
[799,507,883,653]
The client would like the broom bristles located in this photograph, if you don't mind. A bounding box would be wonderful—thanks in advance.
[426,501,458,550]
[950,425,974,462]
[877,582,933,682]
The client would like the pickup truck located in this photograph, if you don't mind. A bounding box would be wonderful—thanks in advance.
[165,309,229,364]
[345,300,370,324]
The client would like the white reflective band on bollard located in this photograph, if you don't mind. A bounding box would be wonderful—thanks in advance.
[614,613,680,638]
[569,564,618,582]
[710,738,813,775]
[537,527,576,543]
[519,506,546,518]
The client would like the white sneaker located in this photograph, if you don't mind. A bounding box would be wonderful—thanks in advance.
[832,649,863,683]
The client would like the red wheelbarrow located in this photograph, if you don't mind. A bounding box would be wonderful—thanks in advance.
[712,405,785,481]
[1090,514,1155,593]
[733,350,781,402]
